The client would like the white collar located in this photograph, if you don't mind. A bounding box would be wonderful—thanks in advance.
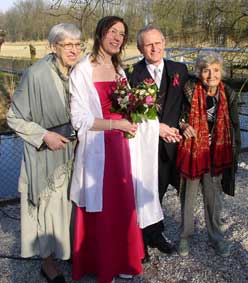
[145,59,164,74]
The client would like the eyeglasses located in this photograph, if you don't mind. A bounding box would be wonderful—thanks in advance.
[56,42,82,50]
[107,28,125,39]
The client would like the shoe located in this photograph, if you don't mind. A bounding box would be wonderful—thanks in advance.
[119,274,133,279]
[41,267,65,283]
[142,245,150,264]
[214,241,232,257]
[149,234,175,254]
[178,239,189,257]
[66,258,72,264]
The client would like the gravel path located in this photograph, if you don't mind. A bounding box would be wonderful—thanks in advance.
[0,153,248,283]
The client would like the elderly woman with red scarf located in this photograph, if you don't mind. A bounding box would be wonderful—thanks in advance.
[176,51,241,258]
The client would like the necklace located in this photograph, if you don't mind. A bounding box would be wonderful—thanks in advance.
[98,64,113,69]
[96,60,113,67]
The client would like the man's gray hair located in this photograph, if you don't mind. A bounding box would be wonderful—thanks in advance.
[195,51,225,78]
[48,23,81,46]
[136,25,165,49]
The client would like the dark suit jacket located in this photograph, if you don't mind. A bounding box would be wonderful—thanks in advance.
[126,58,188,163]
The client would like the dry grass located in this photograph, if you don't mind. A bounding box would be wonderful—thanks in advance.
[0,40,140,60]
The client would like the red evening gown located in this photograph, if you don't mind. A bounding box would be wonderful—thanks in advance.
[72,81,144,283]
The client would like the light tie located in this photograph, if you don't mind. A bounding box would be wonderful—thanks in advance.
[154,67,161,88]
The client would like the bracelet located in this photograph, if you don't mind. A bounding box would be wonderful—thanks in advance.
[109,119,112,130]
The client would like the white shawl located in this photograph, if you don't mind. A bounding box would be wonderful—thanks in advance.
[69,55,163,228]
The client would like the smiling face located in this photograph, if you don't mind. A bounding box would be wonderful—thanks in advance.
[139,29,165,66]
[100,21,125,56]
[200,62,222,93]
[51,38,81,69]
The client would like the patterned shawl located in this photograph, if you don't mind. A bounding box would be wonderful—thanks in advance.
[176,81,233,179]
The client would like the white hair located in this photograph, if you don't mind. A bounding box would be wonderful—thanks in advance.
[47,23,81,46]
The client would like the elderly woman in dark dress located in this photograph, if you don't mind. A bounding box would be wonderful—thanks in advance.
[177,51,241,257]
[7,23,81,283]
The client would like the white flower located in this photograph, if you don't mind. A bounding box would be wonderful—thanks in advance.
[148,88,155,94]
[139,89,146,95]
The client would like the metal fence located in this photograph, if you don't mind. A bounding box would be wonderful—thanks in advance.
[1,49,248,201]
[0,134,22,200]
[239,93,248,151]
[1,104,248,201]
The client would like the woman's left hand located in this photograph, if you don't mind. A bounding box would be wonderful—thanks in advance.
[113,119,138,136]
[183,125,196,139]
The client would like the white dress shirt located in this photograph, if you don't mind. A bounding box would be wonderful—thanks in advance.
[146,60,164,88]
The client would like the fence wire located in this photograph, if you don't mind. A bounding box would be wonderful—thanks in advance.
[0,97,248,201]
[0,134,22,200]
[239,93,248,150]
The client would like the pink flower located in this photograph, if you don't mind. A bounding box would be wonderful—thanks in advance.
[172,73,180,87]
[145,95,154,105]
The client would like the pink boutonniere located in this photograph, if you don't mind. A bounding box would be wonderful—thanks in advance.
[172,73,180,87]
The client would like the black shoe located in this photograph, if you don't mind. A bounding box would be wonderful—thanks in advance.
[149,234,175,254]
[142,246,150,264]
[66,258,72,264]
[41,267,66,283]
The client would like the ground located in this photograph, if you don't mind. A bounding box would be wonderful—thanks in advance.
[0,153,248,283]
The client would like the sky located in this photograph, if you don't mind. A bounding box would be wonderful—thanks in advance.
[0,0,16,12]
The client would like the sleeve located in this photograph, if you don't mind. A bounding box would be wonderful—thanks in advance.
[69,65,95,141]
[179,81,192,128]
[230,89,241,162]
[7,70,47,148]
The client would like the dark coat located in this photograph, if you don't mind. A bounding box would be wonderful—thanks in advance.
[222,84,241,196]
[126,58,188,189]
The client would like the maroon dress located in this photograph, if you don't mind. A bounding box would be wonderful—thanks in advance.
[72,81,144,283]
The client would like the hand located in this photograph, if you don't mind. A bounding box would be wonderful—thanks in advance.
[113,119,138,137]
[182,125,196,139]
[43,131,70,151]
[159,123,182,143]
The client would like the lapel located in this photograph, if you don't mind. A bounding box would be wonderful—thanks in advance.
[160,60,180,120]
[135,59,152,83]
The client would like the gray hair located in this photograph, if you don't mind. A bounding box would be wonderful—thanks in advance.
[48,23,81,46]
[136,25,165,49]
[195,51,225,78]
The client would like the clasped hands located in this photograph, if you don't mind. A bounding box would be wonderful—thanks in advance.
[159,123,182,143]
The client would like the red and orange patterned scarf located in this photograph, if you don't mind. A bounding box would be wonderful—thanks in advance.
[176,81,233,179]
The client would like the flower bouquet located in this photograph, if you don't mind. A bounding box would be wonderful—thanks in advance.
[110,77,160,138]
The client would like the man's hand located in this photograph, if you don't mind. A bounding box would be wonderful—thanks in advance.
[159,123,182,143]
[43,131,70,151]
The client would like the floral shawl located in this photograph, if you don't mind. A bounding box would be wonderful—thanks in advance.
[176,81,233,179]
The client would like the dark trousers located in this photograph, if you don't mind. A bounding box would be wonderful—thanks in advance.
[143,157,177,244]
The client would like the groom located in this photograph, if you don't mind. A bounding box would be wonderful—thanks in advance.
[126,25,188,260]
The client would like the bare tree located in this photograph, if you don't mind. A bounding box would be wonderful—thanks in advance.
[49,0,121,37]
